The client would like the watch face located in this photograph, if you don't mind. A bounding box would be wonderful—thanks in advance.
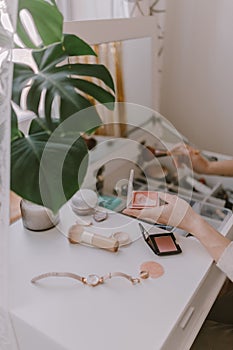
[85,274,100,286]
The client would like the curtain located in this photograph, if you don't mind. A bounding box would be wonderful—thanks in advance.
[56,0,166,21]
[56,0,129,21]
[71,41,126,137]
[56,0,73,21]
[0,1,19,349]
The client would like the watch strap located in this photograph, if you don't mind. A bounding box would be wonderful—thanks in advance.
[104,272,140,284]
[31,272,84,284]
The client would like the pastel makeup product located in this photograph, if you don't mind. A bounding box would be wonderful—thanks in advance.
[68,224,119,252]
[93,210,108,222]
[130,191,158,209]
[71,189,98,216]
[126,169,159,209]
[126,169,134,207]
[112,231,131,246]
[139,223,182,256]
[140,261,164,279]
[75,217,92,226]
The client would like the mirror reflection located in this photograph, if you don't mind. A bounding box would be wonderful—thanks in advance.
[69,34,233,226]
[71,37,153,137]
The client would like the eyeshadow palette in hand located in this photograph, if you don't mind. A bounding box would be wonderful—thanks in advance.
[130,191,158,209]
[127,169,159,209]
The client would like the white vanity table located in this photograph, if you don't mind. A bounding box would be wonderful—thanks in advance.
[8,16,233,350]
[10,102,233,350]
[9,129,233,349]
[9,203,233,350]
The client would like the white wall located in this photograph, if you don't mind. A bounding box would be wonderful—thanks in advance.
[122,37,153,109]
[160,0,233,155]
[56,0,136,21]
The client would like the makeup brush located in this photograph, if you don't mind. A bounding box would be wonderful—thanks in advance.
[142,146,171,161]
[141,138,203,162]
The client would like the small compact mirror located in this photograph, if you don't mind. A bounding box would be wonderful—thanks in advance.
[139,223,182,256]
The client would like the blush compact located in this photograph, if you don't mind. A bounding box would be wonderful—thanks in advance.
[130,191,159,209]
[139,223,182,256]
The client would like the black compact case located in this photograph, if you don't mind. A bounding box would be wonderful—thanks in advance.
[139,223,182,256]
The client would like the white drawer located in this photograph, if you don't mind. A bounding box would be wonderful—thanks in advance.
[161,264,227,350]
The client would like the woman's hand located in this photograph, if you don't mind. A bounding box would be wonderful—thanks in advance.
[172,143,233,176]
[124,192,231,263]
[171,143,211,174]
[123,192,199,233]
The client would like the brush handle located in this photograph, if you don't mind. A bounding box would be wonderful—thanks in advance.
[142,146,170,161]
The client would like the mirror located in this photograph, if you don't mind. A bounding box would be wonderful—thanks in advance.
[70,36,154,137]
[99,37,153,109]
[65,18,189,205]
[64,16,159,107]
[65,18,232,223]
[64,17,175,141]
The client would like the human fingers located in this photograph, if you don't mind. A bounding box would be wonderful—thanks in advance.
[157,191,177,204]
[157,192,193,228]
[170,143,192,169]
[171,143,200,157]
[189,147,200,156]
[123,206,166,223]
[170,142,190,155]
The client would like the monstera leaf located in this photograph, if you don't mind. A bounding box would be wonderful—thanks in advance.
[11,0,115,211]
[17,0,63,48]
[11,118,89,212]
[12,34,115,128]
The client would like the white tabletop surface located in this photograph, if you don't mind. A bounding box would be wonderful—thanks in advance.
[9,204,230,350]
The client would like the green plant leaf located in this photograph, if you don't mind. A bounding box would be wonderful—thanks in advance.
[11,108,23,141]
[12,39,115,128]
[17,0,63,48]
[31,34,101,70]
[12,63,34,105]
[72,79,115,109]
[64,63,115,92]
[29,117,59,134]
[63,34,97,57]
[11,1,116,209]
[11,124,88,212]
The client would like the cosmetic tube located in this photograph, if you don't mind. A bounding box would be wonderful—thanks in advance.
[68,224,119,252]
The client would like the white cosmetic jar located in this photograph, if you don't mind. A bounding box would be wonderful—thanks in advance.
[71,189,98,216]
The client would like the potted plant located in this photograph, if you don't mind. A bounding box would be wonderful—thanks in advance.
[10,0,115,222]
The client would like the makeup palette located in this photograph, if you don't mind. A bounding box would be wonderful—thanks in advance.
[131,190,158,208]
[139,223,182,256]
[127,169,159,209]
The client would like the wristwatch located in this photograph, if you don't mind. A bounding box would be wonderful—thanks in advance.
[31,271,141,287]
